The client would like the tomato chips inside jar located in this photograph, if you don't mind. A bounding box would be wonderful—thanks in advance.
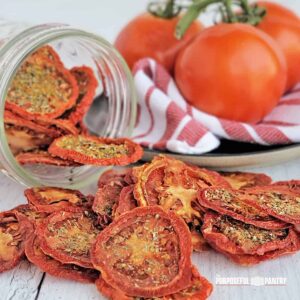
[91,206,193,298]
[6,55,79,120]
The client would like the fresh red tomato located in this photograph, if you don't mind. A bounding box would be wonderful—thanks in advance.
[114,13,203,72]
[256,2,300,91]
[256,1,299,23]
[174,23,287,123]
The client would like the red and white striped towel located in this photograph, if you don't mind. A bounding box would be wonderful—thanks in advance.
[132,58,300,154]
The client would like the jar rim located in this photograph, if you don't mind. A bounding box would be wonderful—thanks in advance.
[0,23,136,188]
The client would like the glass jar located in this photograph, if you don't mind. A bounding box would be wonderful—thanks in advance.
[0,21,136,188]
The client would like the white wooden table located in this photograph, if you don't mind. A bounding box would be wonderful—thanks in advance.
[1,0,300,299]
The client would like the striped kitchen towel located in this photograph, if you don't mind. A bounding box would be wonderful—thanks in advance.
[132,58,300,154]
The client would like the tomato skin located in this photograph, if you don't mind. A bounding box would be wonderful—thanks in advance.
[256,2,300,91]
[115,13,203,72]
[174,23,287,123]
[257,1,299,23]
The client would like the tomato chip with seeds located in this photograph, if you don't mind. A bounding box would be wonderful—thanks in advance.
[36,210,100,268]
[133,155,229,224]
[223,236,300,266]
[6,56,78,120]
[24,187,93,213]
[272,180,300,193]
[243,186,300,225]
[220,171,272,189]
[202,212,295,256]
[48,135,143,166]
[198,187,288,230]
[95,266,212,300]
[30,45,63,66]
[62,66,98,124]
[25,234,99,283]
[91,206,192,298]
[16,150,81,167]
[0,210,26,273]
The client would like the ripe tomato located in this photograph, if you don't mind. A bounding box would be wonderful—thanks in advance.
[256,1,299,23]
[257,2,300,91]
[175,23,287,123]
[114,13,203,72]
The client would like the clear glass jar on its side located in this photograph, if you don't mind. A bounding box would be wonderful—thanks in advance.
[0,22,136,189]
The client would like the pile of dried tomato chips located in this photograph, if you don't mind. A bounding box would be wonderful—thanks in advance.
[1,155,300,299]
[5,45,143,167]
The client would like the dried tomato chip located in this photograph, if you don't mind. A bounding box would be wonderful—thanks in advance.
[48,135,143,166]
[93,172,132,226]
[115,186,137,217]
[4,110,60,138]
[198,187,288,230]
[202,212,294,256]
[24,187,93,213]
[91,206,192,298]
[16,150,82,167]
[98,168,133,187]
[133,155,229,224]
[25,234,99,283]
[243,186,300,225]
[0,210,26,273]
[30,45,63,66]
[95,266,212,300]
[189,221,210,252]
[220,231,300,266]
[272,180,300,193]
[5,124,54,155]
[6,56,78,120]
[36,210,100,268]
[220,171,272,189]
[36,118,79,136]
[62,66,98,124]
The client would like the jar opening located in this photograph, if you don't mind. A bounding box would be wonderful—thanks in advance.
[0,24,136,188]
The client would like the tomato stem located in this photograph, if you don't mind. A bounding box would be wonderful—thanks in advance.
[176,0,267,39]
[148,0,182,19]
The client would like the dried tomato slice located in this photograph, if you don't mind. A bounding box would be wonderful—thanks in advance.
[91,206,192,298]
[24,187,93,213]
[16,150,81,167]
[243,186,300,225]
[30,45,63,66]
[133,155,229,224]
[98,168,133,187]
[272,180,300,193]
[6,56,78,120]
[93,171,132,226]
[62,66,98,124]
[48,135,143,166]
[95,266,212,300]
[115,186,137,217]
[0,210,26,273]
[189,221,210,252]
[25,234,99,283]
[36,210,100,268]
[220,171,272,189]
[202,212,294,256]
[36,118,79,136]
[5,124,54,155]
[198,187,288,229]
[4,110,60,138]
